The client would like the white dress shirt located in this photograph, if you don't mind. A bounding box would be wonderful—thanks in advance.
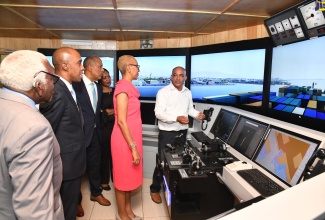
[60,77,77,104]
[82,75,97,108]
[155,83,199,131]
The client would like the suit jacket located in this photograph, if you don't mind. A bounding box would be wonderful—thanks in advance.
[40,79,86,181]
[73,79,103,147]
[0,89,64,220]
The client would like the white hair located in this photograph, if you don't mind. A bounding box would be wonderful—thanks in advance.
[0,50,49,91]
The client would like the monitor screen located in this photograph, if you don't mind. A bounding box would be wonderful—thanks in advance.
[269,36,325,123]
[127,56,186,99]
[190,48,266,107]
[254,126,320,186]
[227,116,269,159]
[116,48,189,100]
[209,108,239,143]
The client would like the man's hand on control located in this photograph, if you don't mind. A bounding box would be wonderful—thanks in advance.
[197,112,205,120]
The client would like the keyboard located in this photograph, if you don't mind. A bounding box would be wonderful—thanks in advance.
[237,169,285,197]
[191,131,212,144]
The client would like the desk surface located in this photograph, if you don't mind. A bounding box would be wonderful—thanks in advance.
[218,172,325,220]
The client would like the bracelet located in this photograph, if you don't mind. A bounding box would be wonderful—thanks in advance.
[129,142,136,149]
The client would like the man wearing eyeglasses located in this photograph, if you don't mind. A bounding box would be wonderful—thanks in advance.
[0,50,64,219]
[40,47,87,220]
[150,66,205,204]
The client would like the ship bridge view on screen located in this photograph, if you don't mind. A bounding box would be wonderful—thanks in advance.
[119,56,186,99]
[269,36,325,121]
[190,49,266,106]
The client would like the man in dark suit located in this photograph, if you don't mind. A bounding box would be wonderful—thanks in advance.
[40,47,86,220]
[73,56,111,207]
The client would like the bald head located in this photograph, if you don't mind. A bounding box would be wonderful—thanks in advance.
[52,47,84,83]
[52,47,77,71]
[117,55,135,75]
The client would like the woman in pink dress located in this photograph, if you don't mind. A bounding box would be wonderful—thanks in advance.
[111,55,143,220]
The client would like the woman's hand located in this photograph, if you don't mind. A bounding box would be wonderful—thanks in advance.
[105,108,114,115]
[131,148,141,166]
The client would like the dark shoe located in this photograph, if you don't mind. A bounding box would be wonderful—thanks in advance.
[150,192,162,204]
[100,184,111,191]
[76,204,84,217]
[90,194,111,206]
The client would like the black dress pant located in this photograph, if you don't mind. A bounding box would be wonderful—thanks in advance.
[61,177,82,220]
[100,125,113,184]
[150,129,187,193]
[79,128,102,204]
[87,127,102,196]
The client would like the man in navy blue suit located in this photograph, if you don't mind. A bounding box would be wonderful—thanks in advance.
[73,56,111,212]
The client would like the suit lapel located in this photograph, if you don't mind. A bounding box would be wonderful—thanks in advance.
[80,79,94,111]
[58,80,79,113]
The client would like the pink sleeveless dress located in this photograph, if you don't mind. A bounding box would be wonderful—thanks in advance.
[111,79,143,190]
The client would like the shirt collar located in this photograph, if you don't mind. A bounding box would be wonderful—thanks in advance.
[59,77,73,92]
[169,83,187,92]
[2,87,36,107]
[82,74,92,85]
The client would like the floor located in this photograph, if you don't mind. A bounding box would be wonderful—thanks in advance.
[77,175,171,220]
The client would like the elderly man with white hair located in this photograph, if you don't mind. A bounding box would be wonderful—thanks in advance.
[0,50,64,220]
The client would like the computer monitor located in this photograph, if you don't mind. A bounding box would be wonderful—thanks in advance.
[189,38,270,109]
[254,126,320,186]
[268,35,325,133]
[227,116,269,159]
[209,108,239,143]
[117,48,188,100]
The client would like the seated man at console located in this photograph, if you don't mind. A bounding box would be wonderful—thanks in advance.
[150,66,205,203]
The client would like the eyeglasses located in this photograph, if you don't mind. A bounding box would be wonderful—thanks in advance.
[34,71,60,84]
[128,64,140,69]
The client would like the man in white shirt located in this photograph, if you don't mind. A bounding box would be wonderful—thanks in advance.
[150,66,205,203]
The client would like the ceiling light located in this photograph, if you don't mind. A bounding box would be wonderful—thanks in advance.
[61,39,93,46]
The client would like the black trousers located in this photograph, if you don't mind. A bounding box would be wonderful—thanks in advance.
[80,127,102,205]
[61,177,82,220]
[150,129,187,193]
[100,125,113,184]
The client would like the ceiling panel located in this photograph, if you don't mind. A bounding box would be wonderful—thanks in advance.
[116,0,231,11]
[200,14,266,33]
[0,0,303,41]
[228,0,304,16]
[0,7,40,28]
[118,11,214,33]
[8,7,120,29]
[0,0,114,7]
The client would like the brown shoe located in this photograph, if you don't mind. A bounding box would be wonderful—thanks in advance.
[150,192,162,204]
[76,204,84,217]
[90,194,111,206]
